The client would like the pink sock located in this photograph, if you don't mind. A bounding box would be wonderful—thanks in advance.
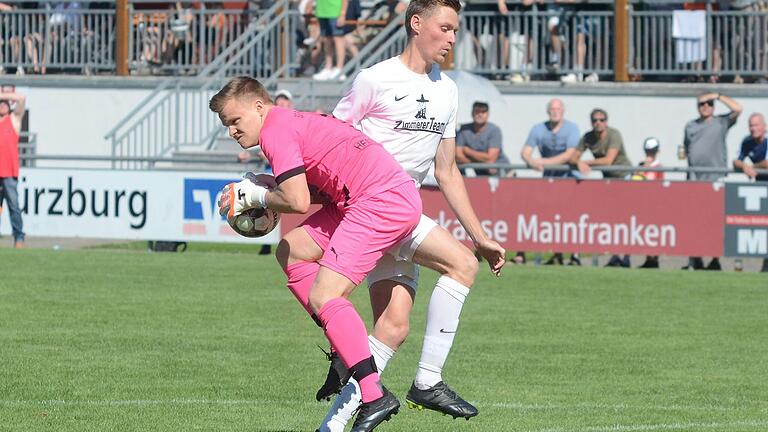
[285,261,319,317]
[318,298,383,403]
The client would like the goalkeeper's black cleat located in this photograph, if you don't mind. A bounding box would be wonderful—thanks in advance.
[316,346,351,401]
[350,386,400,432]
[405,381,478,420]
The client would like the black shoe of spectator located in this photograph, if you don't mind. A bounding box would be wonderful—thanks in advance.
[621,255,631,268]
[510,252,526,265]
[605,255,623,267]
[544,254,564,265]
[706,258,722,271]
[638,257,659,269]
[761,258,768,272]
[258,244,272,255]
[567,256,581,266]
[682,257,705,270]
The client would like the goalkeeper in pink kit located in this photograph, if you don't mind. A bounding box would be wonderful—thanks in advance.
[210,76,420,431]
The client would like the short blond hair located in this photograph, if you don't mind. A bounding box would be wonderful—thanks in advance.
[209,76,272,114]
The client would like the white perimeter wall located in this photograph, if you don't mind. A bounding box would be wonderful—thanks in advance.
[20,82,768,177]
[22,85,152,166]
[482,93,768,178]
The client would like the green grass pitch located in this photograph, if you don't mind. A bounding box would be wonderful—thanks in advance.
[1,247,767,431]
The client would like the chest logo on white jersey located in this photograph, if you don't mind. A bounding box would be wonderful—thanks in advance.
[415,95,429,119]
[393,94,447,135]
[394,94,408,102]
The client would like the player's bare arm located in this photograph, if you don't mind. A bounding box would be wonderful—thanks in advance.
[0,92,26,132]
[462,146,500,163]
[455,146,471,164]
[587,148,620,166]
[434,137,505,275]
[267,173,311,214]
[540,147,576,166]
[521,146,544,171]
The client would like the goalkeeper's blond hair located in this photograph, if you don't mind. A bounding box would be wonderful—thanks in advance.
[209,76,273,114]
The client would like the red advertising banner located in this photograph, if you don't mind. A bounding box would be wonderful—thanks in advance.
[281,178,725,257]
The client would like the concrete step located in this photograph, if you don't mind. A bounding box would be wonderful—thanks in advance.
[169,149,265,173]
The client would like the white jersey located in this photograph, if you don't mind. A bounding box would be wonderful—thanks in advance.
[333,56,459,188]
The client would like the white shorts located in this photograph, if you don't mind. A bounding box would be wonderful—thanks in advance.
[366,214,437,291]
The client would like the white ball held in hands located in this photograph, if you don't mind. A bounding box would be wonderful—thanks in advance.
[221,172,281,238]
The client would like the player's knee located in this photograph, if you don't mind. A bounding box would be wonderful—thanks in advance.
[445,249,479,287]
[308,290,325,314]
[376,318,410,349]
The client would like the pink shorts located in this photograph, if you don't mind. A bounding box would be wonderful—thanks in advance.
[301,181,422,285]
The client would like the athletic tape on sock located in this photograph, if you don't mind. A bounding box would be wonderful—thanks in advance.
[349,356,378,382]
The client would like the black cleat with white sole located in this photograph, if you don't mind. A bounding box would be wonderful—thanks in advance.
[316,347,351,401]
[405,381,478,420]
[350,387,400,432]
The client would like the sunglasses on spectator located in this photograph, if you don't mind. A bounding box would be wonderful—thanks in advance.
[591,117,607,123]
[698,100,714,107]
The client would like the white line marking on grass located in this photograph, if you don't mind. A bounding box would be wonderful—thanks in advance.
[528,420,768,432]
[0,399,317,407]
[486,401,756,412]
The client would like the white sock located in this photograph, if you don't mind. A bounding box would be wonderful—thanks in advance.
[368,334,394,372]
[414,276,470,390]
[319,336,394,432]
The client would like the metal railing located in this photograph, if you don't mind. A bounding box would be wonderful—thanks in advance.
[339,11,407,85]
[454,3,768,79]
[3,1,768,80]
[105,80,226,169]
[197,4,301,79]
[455,163,768,184]
[0,0,289,76]
[129,6,269,76]
[458,9,614,77]
[105,0,291,169]
[0,3,115,74]
[17,154,768,180]
[19,131,37,168]
[630,9,768,77]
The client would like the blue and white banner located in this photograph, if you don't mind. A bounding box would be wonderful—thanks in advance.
[0,168,280,244]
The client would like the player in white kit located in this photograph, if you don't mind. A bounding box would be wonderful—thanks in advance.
[311,0,506,429]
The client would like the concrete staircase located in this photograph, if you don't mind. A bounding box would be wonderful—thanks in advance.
[169,134,267,173]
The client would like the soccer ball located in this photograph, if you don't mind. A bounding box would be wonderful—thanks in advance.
[226,172,281,238]
[229,207,280,238]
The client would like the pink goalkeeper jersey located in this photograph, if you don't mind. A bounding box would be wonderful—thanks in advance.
[259,107,413,206]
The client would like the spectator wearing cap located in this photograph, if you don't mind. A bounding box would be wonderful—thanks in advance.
[635,137,664,269]
[456,101,510,177]
[682,92,742,271]
[637,137,663,181]
[569,108,632,268]
[274,89,294,108]
[732,113,768,273]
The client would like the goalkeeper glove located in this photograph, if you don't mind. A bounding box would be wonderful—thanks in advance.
[218,178,268,219]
